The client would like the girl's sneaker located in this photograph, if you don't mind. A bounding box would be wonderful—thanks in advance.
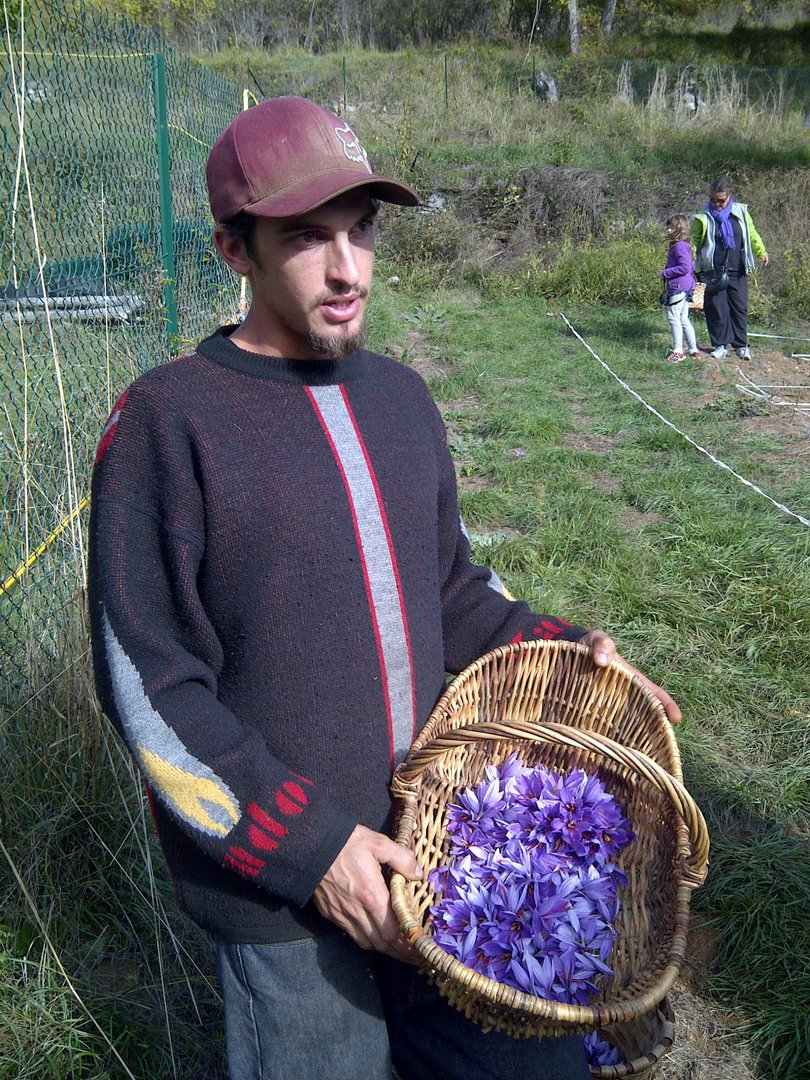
[688,348,701,358]
[666,351,686,364]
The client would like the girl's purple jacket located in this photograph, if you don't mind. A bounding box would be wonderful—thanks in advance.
[660,239,695,293]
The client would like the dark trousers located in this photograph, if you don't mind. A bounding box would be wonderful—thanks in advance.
[377,953,591,1080]
[217,933,590,1080]
[703,271,749,350]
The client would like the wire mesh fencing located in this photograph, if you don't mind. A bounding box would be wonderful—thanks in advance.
[244,50,810,120]
[1,0,242,704]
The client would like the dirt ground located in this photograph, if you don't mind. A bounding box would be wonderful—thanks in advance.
[694,337,810,449]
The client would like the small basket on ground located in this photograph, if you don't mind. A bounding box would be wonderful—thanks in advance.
[390,640,708,1045]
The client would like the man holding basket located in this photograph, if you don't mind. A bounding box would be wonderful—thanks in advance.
[88,96,680,1080]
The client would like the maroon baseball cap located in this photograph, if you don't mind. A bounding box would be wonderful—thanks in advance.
[206,97,420,223]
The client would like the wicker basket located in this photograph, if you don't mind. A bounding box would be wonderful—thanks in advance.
[390,640,709,1042]
[689,282,706,311]
[591,997,675,1078]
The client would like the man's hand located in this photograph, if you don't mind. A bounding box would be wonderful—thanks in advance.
[313,824,422,961]
[579,629,682,725]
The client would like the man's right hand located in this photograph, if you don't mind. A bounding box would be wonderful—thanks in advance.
[312,824,422,962]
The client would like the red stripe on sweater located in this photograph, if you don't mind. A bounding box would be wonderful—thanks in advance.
[535,619,569,638]
[228,846,266,869]
[94,390,129,465]
[248,824,279,852]
[224,852,261,877]
[248,801,289,839]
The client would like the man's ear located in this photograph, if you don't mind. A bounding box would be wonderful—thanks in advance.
[214,226,253,276]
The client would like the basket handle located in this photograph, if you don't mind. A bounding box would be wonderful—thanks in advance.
[392,719,709,888]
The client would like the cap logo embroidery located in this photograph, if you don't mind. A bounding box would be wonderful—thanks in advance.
[334,122,372,173]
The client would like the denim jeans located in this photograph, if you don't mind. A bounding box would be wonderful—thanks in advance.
[217,932,590,1080]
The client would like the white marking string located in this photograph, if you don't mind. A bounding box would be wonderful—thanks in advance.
[559,312,810,530]
[749,332,810,342]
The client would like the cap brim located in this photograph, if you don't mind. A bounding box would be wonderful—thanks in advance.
[242,171,420,219]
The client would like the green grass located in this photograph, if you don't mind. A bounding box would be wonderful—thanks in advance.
[3,276,809,1079]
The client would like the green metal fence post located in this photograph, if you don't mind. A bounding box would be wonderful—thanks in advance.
[152,52,179,353]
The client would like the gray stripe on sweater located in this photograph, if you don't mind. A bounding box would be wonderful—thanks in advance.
[309,384,415,764]
[102,607,241,836]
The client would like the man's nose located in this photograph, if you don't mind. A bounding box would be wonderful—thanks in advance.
[326,234,359,286]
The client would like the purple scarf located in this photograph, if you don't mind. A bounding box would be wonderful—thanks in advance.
[707,199,735,249]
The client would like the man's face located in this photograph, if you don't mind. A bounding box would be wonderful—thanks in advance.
[222,189,377,360]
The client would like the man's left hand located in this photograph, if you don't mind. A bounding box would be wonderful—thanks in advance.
[579,629,682,725]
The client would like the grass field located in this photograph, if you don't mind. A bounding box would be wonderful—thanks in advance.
[370,284,810,1080]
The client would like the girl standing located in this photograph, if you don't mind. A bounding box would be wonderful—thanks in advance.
[660,215,699,364]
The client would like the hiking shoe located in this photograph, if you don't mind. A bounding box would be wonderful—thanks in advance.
[709,345,728,359]
[688,349,701,358]
[736,346,751,360]
[666,351,686,364]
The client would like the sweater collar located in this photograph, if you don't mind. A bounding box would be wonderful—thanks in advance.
[195,325,369,385]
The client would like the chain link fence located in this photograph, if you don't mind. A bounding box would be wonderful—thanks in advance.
[1,0,242,704]
[2,2,808,706]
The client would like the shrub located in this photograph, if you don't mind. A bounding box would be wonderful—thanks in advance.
[521,235,661,306]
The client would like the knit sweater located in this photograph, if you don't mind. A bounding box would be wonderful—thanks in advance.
[88,327,586,943]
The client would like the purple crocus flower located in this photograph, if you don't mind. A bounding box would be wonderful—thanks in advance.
[447,777,505,834]
[429,756,634,1025]
[584,1031,622,1067]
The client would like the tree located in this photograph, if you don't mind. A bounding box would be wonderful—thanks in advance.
[600,0,618,39]
[567,0,580,53]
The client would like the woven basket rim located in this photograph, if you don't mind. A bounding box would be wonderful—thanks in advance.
[410,639,682,782]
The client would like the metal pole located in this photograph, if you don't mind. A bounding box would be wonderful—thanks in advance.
[343,55,347,113]
[444,54,448,110]
[152,52,178,353]
[532,55,536,94]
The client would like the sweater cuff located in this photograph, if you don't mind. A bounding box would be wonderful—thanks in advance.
[223,784,358,908]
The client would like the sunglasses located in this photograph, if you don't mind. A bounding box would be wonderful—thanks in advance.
[710,195,729,206]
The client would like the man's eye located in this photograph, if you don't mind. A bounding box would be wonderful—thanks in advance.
[355,217,376,235]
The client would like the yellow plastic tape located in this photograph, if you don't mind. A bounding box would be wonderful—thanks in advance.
[0,496,89,598]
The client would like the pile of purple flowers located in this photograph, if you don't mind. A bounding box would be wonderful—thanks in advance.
[429,752,635,1011]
